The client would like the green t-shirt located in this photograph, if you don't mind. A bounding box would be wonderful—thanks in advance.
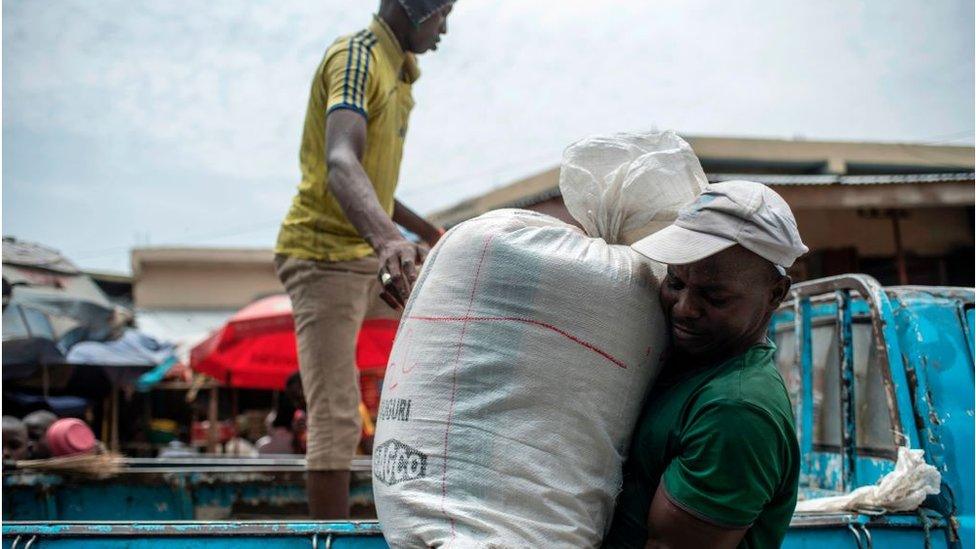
[603,342,799,549]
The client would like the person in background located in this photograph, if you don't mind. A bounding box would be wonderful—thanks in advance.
[256,415,295,455]
[282,372,309,455]
[224,415,259,457]
[274,0,453,518]
[604,181,808,549]
[258,374,305,455]
[23,410,58,459]
[284,370,307,413]
[3,416,30,461]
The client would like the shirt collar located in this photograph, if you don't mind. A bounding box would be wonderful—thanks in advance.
[369,15,421,84]
[659,340,777,384]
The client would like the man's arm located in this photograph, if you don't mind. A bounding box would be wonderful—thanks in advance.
[644,400,790,549]
[325,109,425,304]
[393,199,443,247]
[644,484,745,549]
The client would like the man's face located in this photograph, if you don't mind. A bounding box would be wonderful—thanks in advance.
[406,4,451,53]
[3,423,29,461]
[24,413,57,459]
[660,245,787,365]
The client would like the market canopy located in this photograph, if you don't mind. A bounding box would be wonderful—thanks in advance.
[190,294,397,390]
[2,237,175,392]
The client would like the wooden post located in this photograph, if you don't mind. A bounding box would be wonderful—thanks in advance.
[41,364,50,398]
[110,387,120,452]
[889,210,909,285]
[101,395,112,446]
[207,385,219,454]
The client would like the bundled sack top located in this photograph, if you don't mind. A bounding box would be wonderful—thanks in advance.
[373,130,707,548]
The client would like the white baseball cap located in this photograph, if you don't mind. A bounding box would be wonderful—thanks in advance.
[630,180,808,273]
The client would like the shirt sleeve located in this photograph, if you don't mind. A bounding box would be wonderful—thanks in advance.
[324,35,378,119]
[662,399,788,528]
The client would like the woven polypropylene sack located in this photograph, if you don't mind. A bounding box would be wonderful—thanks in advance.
[374,131,706,547]
[374,210,664,547]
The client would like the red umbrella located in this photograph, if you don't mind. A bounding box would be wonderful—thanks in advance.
[190,294,398,390]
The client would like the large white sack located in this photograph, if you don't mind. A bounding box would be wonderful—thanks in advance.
[374,131,707,548]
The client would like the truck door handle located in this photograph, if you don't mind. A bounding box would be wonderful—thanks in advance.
[847,523,873,549]
[848,523,865,549]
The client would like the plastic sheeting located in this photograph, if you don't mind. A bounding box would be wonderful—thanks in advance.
[66,329,176,367]
[794,447,941,514]
[560,130,708,245]
[65,329,178,388]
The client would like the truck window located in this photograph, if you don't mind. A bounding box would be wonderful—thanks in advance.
[773,318,896,457]
[851,321,897,455]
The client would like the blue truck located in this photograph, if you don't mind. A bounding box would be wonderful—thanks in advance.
[3,274,973,548]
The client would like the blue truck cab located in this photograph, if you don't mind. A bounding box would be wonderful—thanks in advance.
[3,274,973,548]
[775,275,973,548]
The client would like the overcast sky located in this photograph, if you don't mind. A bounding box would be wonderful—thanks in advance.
[3,0,973,273]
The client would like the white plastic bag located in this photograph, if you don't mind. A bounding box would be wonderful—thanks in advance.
[374,131,706,548]
[560,130,708,244]
[794,447,941,514]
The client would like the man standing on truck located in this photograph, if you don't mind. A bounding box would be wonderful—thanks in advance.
[604,181,808,549]
[274,0,452,519]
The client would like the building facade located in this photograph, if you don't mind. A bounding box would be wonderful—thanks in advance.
[430,136,975,286]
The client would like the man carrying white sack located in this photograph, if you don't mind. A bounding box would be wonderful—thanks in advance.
[372,131,709,547]
[603,181,808,549]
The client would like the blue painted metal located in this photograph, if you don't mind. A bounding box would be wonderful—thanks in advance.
[3,460,375,521]
[783,510,953,549]
[836,289,857,492]
[957,303,974,367]
[796,296,815,481]
[2,521,389,548]
[779,276,973,549]
[886,287,975,547]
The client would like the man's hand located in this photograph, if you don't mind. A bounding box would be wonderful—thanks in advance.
[376,237,429,310]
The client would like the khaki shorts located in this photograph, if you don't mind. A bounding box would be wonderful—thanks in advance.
[275,254,399,470]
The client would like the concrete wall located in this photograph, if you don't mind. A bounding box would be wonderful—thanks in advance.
[526,196,580,227]
[685,136,974,174]
[132,249,282,310]
[431,136,975,227]
[524,197,972,259]
[795,207,973,258]
[135,263,282,309]
[131,248,398,317]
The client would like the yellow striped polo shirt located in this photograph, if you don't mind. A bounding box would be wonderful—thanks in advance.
[276,16,419,262]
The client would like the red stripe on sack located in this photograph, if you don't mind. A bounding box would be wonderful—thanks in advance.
[440,233,496,543]
[408,315,628,370]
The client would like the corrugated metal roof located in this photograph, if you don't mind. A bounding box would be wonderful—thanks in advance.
[706,172,975,186]
[3,236,80,274]
[434,171,974,226]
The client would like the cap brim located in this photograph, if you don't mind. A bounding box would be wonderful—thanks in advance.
[630,224,737,265]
